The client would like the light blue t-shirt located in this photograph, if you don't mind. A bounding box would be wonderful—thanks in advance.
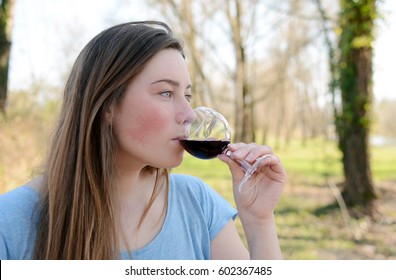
[0,174,237,260]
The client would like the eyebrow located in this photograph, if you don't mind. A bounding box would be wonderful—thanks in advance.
[151,79,192,90]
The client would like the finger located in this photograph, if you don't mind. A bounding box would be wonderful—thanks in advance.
[228,143,273,164]
[217,153,245,180]
[255,155,287,182]
[244,145,273,163]
[217,153,234,165]
[226,143,256,158]
[226,142,246,152]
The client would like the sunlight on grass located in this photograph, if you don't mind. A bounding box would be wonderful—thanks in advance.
[371,145,396,181]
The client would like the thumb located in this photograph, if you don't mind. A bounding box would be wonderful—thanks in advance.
[217,153,245,179]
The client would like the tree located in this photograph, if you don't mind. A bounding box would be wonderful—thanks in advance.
[224,0,256,142]
[0,0,15,113]
[337,0,378,213]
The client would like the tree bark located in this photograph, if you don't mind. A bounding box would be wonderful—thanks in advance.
[0,0,15,113]
[337,0,377,212]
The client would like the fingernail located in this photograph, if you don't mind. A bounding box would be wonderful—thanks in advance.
[228,143,236,149]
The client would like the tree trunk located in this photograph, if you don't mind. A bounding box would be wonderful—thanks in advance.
[337,0,377,212]
[0,0,15,113]
[226,0,255,143]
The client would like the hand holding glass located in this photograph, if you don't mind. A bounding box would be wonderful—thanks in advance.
[180,106,270,193]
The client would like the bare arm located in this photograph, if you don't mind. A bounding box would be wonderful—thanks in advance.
[217,143,286,260]
[210,220,249,260]
[238,214,282,259]
[210,216,282,260]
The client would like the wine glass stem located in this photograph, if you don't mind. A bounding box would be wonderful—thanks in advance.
[236,159,252,173]
[224,149,255,173]
[233,155,271,193]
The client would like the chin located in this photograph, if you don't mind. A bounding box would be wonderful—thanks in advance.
[167,158,183,169]
[155,155,184,169]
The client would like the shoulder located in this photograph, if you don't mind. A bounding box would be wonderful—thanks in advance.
[0,186,39,212]
[0,185,40,231]
[169,174,237,242]
[0,185,40,259]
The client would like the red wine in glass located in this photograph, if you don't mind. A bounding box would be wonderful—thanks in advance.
[180,139,230,159]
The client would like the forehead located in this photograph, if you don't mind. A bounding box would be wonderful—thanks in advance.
[133,48,191,85]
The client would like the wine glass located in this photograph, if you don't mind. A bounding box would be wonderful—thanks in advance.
[180,106,270,193]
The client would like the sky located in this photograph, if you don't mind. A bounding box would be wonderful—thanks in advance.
[8,0,396,101]
[373,0,396,101]
[9,0,142,90]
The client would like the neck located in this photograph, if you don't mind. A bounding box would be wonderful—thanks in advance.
[114,167,168,252]
[115,166,158,206]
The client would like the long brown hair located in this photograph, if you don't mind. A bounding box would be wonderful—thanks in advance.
[33,21,184,259]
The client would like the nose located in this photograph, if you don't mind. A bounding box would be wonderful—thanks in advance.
[176,102,196,126]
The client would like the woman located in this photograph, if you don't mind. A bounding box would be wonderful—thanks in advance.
[0,21,286,259]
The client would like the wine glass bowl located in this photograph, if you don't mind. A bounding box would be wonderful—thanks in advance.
[180,107,231,159]
[188,106,231,140]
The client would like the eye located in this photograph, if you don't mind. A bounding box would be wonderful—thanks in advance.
[160,91,173,98]
[185,94,192,102]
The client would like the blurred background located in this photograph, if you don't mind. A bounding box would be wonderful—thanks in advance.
[0,0,395,259]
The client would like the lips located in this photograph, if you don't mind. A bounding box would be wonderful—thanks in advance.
[173,135,188,141]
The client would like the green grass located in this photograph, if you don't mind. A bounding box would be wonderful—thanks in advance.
[371,145,396,181]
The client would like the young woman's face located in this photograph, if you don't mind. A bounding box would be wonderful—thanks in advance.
[112,48,195,171]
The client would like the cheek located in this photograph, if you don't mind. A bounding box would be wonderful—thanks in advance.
[128,111,167,143]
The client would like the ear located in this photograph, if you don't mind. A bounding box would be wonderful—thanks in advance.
[104,104,114,124]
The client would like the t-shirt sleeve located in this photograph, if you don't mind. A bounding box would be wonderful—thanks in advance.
[186,176,238,240]
[204,183,237,240]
